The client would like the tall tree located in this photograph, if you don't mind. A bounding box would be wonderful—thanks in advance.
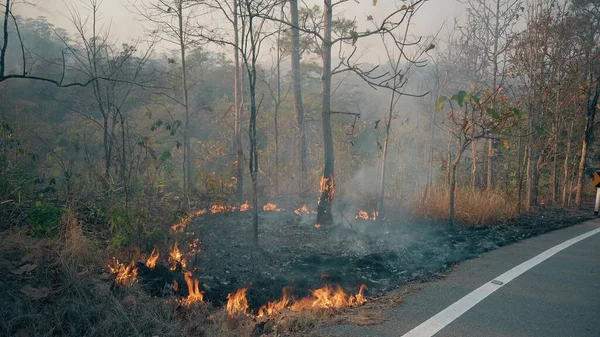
[130,0,202,208]
[290,0,307,194]
[573,0,600,209]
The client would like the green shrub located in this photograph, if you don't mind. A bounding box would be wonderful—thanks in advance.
[108,207,167,251]
[27,201,63,237]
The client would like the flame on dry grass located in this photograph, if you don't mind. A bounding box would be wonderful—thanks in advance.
[169,241,186,270]
[257,284,367,318]
[263,203,280,212]
[226,287,249,316]
[290,284,367,311]
[183,271,204,304]
[107,259,138,286]
[294,204,316,215]
[239,201,251,212]
[171,209,206,232]
[145,246,159,269]
[211,204,231,213]
[355,210,378,221]
[257,287,293,318]
[188,238,201,255]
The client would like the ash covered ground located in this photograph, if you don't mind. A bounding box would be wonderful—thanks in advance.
[183,206,593,310]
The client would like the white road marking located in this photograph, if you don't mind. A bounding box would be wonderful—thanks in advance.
[401,226,600,337]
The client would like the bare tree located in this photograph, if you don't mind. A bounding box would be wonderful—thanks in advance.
[0,0,97,86]
[573,0,600,209]
[129,0,203,208]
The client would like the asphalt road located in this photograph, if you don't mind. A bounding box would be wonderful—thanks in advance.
[323,219,600,337]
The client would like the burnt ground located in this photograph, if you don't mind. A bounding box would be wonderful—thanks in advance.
[179,206,594,311]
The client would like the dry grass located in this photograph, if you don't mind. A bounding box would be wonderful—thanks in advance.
[413,187,518,226]
[0,209,211,337]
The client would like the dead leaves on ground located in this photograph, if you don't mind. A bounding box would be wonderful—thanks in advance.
[12,263,37,275]
[19,285,50,300]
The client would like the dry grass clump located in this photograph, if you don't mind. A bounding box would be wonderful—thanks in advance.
[0,209,205,337]
[413,187,518,226]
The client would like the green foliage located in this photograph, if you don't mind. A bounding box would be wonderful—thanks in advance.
[436,95,448,112]
[27,201,63,237]
[108,207,166,251]
[453,91,468,107]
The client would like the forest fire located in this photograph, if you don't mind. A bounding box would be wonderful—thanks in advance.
[253,284,367,318]
[211,204,230,213]
[171,209,206,232]
[107,259,138,286]
[239,201,251,211]
[320,175,335,202]
[145,246,159,269]
[183,271,204,305]
[355,210,378,221]
[294,204,316,215]
[290,284,367,311]
[263,203,281,212]
[169,241,187,270]
[226,287,250,316]
[257,287,293,318]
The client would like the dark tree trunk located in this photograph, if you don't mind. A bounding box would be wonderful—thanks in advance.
[316,0,334,227]
[290,0,307,194]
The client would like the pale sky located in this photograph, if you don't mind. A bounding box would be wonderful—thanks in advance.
[16,0,466,62]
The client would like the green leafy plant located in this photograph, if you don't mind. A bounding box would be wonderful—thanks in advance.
[28,201,63,237]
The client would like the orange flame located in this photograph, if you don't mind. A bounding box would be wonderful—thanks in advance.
[226,287,249,316]
[257,284,367,317]
[145,246,160,269]
[294,204,316,215]
[171,209,206,232]
[188,238,201,255]
[107,259,138,286]
[319,174,335,203]
[240,201,251,212]
[169,240,186,270]
[263,203,280,212]
[211,204,230,213]
[257,287,293,317]
[290,284,367,311]
[355,210,378,220]
[183,271,204,304]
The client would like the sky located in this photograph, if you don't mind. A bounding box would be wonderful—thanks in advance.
[16,0,467,63]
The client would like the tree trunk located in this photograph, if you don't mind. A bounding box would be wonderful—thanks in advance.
[377,90,395,222]
[425,102,436,199]
[516,128,524,214]
[178,2,191,207]
[233,0,244,203]
[526,102,539,211]
[551,121,558,203]
[290,0,307,194]
[486,138,493,190]
[562,120,574,207]
[274,16,281,195]
[574,81,599,209]
[471,140,477,189]
[316,0,334,227]
[449,141,468,229]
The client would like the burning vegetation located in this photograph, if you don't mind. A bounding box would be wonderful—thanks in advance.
[107,259,138,286]
[227,283,368,319]
[183,271,204,305]
[145,246,159,269]
[169,240,186,270]
[226,287,250,316]
[262,203,281,212]
[356,210,378,221]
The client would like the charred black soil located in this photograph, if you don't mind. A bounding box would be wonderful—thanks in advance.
[168,206,594,311]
